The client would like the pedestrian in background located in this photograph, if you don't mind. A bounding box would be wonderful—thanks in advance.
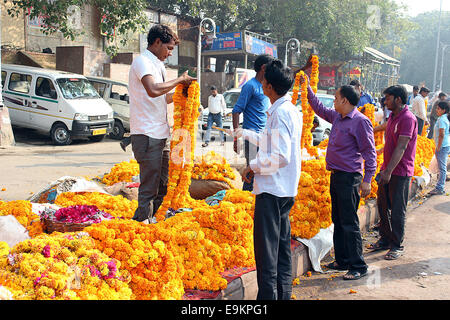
[407,85,419,106]
[202,86,227,147]
[370,85,417,260]
[429,101,450,196]
[350,79,376,107]
[411,86,430,136]
[428,92,448,139]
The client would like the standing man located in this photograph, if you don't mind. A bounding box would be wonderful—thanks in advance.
[411,86,430,136]
[407,85,419,106]
[232,54,273,191]
[129,24,195,222]
[369,85,417,260]
[350,79,376,107]
[202,86,227,147]
[302,77,377,281]
[428,92,448,139]
[228,59,302,300]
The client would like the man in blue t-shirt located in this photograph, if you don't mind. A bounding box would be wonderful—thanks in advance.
[350,79,375,107]
[232,54,273,191]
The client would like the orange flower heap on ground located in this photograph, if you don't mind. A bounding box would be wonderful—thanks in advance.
[101,160,139,186]
[414,135,435,176]
[0,232,132,300]
[55,192,137,219]
[192,151,236,187]
[0,200,44,237]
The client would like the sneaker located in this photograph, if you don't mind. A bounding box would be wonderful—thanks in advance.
[120,141,127,152]
[202,142,209,147]
[429,188,445,196]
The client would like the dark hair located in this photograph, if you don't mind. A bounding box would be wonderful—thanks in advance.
[413,85,419,91]
[338,85,360,106]
[147,24,179,46]
[254,54,273,73]
[437,101,450,122]
[349,80,361,87]
[263,59,293,96]
[419,87,430,94]
[383,85,408,105]
[210,86,217,91]
[438,92,447,99]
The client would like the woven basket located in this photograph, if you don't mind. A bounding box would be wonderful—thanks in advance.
[43,218,93,233]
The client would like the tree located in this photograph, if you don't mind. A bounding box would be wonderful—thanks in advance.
[4,0,149,56]
[399,11,450,92]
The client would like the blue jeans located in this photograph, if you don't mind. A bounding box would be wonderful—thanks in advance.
[204,112,224,143]
[436,146,450,192]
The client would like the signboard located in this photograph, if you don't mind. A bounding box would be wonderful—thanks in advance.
[244,34,278,58]
[202,32,243,52]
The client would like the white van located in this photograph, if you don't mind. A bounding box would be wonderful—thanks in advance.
[1,64,114,145]
[86,76,130,140]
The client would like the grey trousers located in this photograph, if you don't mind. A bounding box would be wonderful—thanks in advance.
[131,134,170,221]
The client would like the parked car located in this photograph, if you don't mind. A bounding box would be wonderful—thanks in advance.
[292,92,335,145]
[1,64,114,145]
[86,76,130,140]
[198,88,243,141]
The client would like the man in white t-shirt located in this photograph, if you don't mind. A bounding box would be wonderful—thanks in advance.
[129,24,195,222]
[411,87,430,136]
[202,86,227,147]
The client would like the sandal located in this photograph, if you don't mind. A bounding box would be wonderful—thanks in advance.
[325,261,348,271]
[343,269,368,280]
[384,249,403,260]
[368,241,390,251]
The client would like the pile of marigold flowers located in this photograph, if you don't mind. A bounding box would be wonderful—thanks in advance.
[0,200,44,237]
[192,151,237,188]
[101,160,139,186]
[0,232,132,300]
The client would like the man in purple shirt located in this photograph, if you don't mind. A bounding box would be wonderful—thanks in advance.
[369,85,417,261]
[302,78,377,280]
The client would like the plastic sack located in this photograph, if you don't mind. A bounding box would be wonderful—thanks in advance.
[295,224,334,273]
[0,215,30,247]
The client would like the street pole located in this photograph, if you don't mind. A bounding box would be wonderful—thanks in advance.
[197,18,216,102]
[439,43,449,91]
[284,38,300,67]
[432,0,443,92]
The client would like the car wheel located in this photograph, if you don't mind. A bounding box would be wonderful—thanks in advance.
[51,123,72,146]
[88,135,106,142]
[109,120,125,140]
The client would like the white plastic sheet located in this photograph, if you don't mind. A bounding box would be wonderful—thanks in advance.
[0,215,30,248]
[295,224,334,273]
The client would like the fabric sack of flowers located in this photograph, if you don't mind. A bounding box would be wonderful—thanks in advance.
[188,179,231,200]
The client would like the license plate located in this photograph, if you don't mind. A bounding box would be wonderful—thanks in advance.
[92,128,107,135]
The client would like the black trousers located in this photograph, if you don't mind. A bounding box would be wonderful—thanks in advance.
[254,193,294,300]
[131,134,169,221]
[330,171,367,272]
[242,139,258,192]
[376,175,411,250]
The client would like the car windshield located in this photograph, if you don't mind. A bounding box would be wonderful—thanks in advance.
[224,92,240,109]
[295,95,335,111]
[56,78,100,99]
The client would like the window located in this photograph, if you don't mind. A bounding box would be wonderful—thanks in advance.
[1,71,6,88]
[36,77,57,99]
[90,81,107,98]
[8,73,32,94]
[110,84,129,102]
[56,78,100,99]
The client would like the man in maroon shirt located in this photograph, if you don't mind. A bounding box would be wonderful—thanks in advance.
[302,77,377,280]
[370,85,417,261]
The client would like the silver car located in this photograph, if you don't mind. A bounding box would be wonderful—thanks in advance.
[86,76,130,140]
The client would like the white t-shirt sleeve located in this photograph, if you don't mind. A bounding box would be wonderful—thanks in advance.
[134,56,157,81]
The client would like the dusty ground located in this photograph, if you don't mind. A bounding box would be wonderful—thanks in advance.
[1,127,449,300]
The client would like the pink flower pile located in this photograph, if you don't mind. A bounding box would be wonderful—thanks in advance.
[52,205,113,224]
